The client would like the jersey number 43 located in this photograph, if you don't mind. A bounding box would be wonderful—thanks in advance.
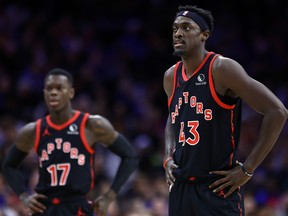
[179,121,200,146]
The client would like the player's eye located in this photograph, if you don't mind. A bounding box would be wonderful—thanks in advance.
[184,25,190,31]
[172,26,178,32]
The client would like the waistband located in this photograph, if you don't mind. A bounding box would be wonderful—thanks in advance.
[44,194,87,205]
[175,175,222,184]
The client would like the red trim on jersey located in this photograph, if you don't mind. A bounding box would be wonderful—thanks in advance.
[182,52,213,81]
[168,62,181,108]
[80,113,95,190]
[237,186,243,216]
[208,55,236,110]
[46,111,81,130]
[80,113,94,154]
[229,110,235,165]
[89,155,95,190]
[34,119,42,152]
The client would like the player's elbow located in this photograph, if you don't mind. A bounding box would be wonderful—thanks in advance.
[271,106,288,123]
[278,106,288,119]
[1,159,14,180]
[127,151,140,166]
[2,155,14,171]
[125,152,140,172]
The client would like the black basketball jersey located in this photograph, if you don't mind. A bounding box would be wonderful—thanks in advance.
[169,52,242,179]
[33,111,95,196]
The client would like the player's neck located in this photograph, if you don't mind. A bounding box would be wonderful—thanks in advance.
[182,49,207,78]
[49,107,75,125]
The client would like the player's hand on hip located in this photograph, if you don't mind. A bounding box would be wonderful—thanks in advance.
[208,165,251,197]
[23,193,47,214]
[93,189,116,216]
[164,159,178,188]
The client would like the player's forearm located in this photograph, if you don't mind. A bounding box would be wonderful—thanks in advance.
[110,156,139,193]
[108,134,139,193]
[2,145,28,196]
[243,108,287,173]
[2,165,27,196]
[164,115,175,160]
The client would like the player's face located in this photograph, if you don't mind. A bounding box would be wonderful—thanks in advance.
[43,75,74,112]
[172,16,202,57]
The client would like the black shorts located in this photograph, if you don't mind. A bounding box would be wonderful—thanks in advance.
[32,195,93,216]
[169,178,245,216]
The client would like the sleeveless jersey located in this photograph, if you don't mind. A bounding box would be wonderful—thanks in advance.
[168,52,242,179]
[33,111,95,196]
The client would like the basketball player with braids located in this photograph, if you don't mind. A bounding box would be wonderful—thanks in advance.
[2,68,139,216]
[163,5,288,215]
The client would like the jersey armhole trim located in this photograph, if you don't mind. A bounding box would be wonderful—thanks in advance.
[80,113,94,154]
[89,156,95,190]
[34,119,41,152]
[209,55,236,110]
[168,61,181,108]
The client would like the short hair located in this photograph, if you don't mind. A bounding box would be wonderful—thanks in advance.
[45,68,74,86]
[177,5,214,33]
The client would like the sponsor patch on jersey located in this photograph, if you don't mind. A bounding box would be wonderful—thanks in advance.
[195,73,207,85]
[67,124,79,135]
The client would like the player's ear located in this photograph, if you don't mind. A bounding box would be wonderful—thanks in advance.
[201,31,210,41]
[70,87,75,99]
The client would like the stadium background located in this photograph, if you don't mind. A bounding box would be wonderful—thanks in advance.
[0,0,287,215]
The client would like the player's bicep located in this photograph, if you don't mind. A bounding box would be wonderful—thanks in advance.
[163,66,176,98]
[213,57,249,96]
[89,115,118,146]
[237,79,285,114]
[215,57,283,114]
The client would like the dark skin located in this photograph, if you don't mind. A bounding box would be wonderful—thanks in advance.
[163,16,288,197]
[16,75,116,216]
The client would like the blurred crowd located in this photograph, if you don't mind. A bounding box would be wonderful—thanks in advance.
[0,0,287,215]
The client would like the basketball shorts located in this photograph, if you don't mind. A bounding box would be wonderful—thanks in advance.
[169,177,245,216]
[32,195,93,216]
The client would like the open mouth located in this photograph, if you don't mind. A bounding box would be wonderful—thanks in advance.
[174,40,185,48]
[49,100,59,107]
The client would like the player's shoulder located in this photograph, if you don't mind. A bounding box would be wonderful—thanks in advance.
[212,55,247,86]
[17,121,37,139]
[86,114,111,129]
[166,63,180,73]
[213,55,240,71]
[22,121,37,132]
[164,62,180,78]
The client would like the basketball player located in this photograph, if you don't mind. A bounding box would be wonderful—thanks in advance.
[163,5,288,215]
[2,68,139,216]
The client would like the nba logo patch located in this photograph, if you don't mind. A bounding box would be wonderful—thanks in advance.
[183,11,189,16]
[67,124,79,135]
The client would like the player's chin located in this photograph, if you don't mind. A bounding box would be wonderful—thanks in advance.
[173,49,186,57]
[47,105,61,112]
